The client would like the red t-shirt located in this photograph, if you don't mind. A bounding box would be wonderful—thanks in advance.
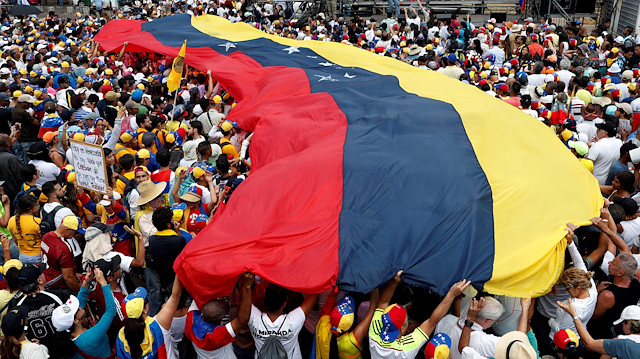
[186,206,204,234]
[41,232,76,290]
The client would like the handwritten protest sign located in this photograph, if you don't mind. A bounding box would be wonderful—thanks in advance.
[69,140,108,195]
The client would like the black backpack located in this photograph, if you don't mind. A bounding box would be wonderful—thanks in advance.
[40,205,63,234]
[258,315,288,359]
[168,146,184,171]
[118,176,137,210]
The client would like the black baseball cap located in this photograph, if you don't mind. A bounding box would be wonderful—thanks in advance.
[1,305,28,337]
[95,253,122,277]
[17,265,41,286]
[595,121,617,136]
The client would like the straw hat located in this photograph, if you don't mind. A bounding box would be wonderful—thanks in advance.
[134,180,165,207]
[495,331,537,359]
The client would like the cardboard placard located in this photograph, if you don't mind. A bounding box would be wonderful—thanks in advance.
[69,139,108,195]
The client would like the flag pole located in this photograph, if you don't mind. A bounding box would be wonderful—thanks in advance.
[168,90,179,132]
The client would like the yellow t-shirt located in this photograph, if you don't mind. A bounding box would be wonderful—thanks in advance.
[165,120,188,132]
[115,171,136,196]
[7,215,42,255]
[315,315,362,359]
[220,138,239,158]
[0,289,19,336]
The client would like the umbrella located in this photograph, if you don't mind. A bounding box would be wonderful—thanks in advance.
[8,5,42,17]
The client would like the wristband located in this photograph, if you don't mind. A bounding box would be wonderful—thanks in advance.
[464,319,474,328]
[573,316,580,321]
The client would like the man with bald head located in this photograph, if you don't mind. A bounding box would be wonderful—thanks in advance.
[0,134,23,205]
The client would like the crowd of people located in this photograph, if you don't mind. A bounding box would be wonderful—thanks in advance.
[0,1,637,359]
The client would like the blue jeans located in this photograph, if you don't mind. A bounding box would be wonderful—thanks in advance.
[19,253,41,266]
[145,266,162,317]
[388,0,400,17]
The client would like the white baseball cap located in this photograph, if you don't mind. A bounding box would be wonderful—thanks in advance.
[51,295,80,332]
[613,305,640,325]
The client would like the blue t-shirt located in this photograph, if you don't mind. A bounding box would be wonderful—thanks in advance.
[603,338,640,358]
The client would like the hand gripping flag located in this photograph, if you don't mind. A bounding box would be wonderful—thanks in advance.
[96,15,602,308]
[167,40,186,93]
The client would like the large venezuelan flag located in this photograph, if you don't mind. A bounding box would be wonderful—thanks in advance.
[96,15,602,307]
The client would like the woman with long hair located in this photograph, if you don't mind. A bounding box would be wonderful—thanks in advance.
[0,306,49,359]
[60,181,95,227]
[116,276,183,359]
[7,195,42,265]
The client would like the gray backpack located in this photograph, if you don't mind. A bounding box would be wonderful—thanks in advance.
[258,315,288,359]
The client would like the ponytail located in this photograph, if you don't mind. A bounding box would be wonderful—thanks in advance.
[15,195,38,240]
[124,317,147,359]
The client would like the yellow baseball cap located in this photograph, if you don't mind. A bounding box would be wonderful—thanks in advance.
[61,216,85,234]
[124,288,147,319]
[105,69,113,75]
[211,95,222,104]
[120,132,133,143]
[137,149,150,159]
[61,61,70,68]
[221,121,233,132]
[0,259,23,275]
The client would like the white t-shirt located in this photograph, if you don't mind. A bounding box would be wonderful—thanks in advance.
[128,189,140,219]
[29,160,60,187]
[157,315,178,359]
[42,203,75,229]
[528,74,547,87]
[194,184,212,205]
[549,243,597,338]
[248,306,306,359]
[576,120,602,142]
[556,70,574,91]
[168,314,187,359]
[435,315,500,359]
[621,217,640,248]
[587,137,623,185]
[19,341,50,359]
[522,109,538,118]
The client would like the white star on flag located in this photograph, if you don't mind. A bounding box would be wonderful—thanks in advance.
[314,75,338,82]
[319,62,334,67]
[344,73,356,78]
[218,42,236,52]
[283,46,300,54]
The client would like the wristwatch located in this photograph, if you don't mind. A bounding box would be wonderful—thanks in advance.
[464,319,474,328]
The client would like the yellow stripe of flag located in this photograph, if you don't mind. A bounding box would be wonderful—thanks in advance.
[167,40,187,93]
